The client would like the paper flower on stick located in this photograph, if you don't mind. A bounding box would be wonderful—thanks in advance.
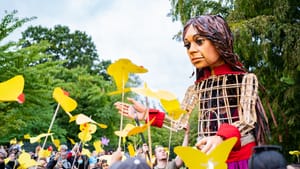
[24,134,31,140]
[30,133,53,144]
[115,124,135,137]
[74,113,107,129]
[114,118,155,137]
[17,152,38,169]
[107,58,148,94]
[10,138,17,145]
[53,87,77,113]
[174,137,237,169]
[78,123,97,142]
[93,140,104,153]
[0,75,25,103]
[160,99,186,120]
[81,148,91,157]
[50,135,61,149]
[131,83,177,100]
[38,149,52,158]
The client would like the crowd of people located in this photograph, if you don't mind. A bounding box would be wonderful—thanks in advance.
[0,144,112,169]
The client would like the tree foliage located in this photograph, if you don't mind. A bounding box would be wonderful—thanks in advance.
[21,25,100,74]
[169,0,300,162]
[0,11,127,150]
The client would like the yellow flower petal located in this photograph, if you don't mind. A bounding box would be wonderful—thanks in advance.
[38,149,51,158]
[174,137,237,169]
[76,114,107,129]
[30,133,53,144]
[160,99,186,120]
[107,58,148,91]
[78,130,92,142]
[24,134,31,139]
[131,83,177,100]
[68,137,76,145]
[93,140,104,153]
[128,143,135,157]
[53,87,77,113]
[127,118,155,136]
[0,75,24,102]
[17,152,37,169]
[114,124,135,137]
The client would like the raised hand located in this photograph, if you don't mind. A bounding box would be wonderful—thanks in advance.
[114,97,147,120]
[195,135,223,154]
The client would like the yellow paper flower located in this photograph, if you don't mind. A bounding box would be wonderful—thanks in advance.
[81,148,91,157]
[160,99,186,120]
[78,123,97,142]
[93,140,104,153]
[53,87,77,113]
[289,150,300,155]
[10,138,17,145]
[50,136,61,149]
[17,151,38,169]
[107,58,148,92]
[24,134,31,139]
[114,118,155,137]
[0,75,25,103]
[174,137,237,169]
[75,113,107,129]
[38,149,52,158]
[131,83,177,100]
[30,133,53,144]
[114,124,135,137]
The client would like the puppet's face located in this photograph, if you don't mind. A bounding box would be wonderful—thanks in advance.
[184,25,224,69]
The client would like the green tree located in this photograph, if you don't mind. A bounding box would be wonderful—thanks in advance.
[0,11,126,149]
[20,25,100,73]
[168,0,300,162]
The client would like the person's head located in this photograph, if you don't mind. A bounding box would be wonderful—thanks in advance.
[0,151,6,163]
[59,144,68,152]
[154,145,167,161]
[60,152,68,159]
[249,145,287,169]
[142,144,149,152]
[101,159,109,169]
[109,157,150,169]
[182,15,245,78]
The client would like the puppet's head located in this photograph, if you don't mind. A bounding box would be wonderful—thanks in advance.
[183,15,245,79]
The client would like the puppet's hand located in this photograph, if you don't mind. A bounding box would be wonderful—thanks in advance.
[114,97,147,120]
[195,135,223,154]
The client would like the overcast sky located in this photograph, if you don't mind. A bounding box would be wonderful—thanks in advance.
[1,0,195,100]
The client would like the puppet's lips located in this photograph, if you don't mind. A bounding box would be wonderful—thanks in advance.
[191,57,204,63]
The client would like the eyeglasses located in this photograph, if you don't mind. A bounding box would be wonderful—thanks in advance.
[102,164,109,167]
